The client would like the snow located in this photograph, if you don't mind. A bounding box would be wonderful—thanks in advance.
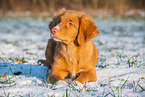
[0,17,145,96]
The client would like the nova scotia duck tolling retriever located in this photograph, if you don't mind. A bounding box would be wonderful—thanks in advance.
[39,8,100,86]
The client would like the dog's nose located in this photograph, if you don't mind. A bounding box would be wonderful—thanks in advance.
[51,28,58,35]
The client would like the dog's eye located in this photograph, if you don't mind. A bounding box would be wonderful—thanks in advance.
[57,19,61,24]
[69,22,73,26]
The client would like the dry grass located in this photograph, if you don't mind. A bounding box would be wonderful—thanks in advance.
[0,0,145,17]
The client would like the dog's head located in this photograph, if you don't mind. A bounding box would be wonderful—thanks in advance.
[49,8,100,45]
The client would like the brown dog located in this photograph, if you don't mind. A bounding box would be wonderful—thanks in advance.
[40,8,99,85]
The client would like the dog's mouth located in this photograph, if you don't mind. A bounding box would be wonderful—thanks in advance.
[51,35,62,42]
[53,37,62,42]
[51,34,65,42]
[51,34,69,43]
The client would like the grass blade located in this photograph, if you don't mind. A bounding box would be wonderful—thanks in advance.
[9,67,15,77]
[121,76,129,89]
[138,84,145,91]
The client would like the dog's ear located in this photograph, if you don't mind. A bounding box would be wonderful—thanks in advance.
[57,8,67,17]
[77,15,100,45]
[49,8,67,30]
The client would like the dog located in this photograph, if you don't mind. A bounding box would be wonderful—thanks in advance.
[39,8,100,85]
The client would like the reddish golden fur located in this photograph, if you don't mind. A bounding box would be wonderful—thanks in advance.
[40,8,100,84]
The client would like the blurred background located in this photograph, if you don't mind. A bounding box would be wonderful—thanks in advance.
[0,0,145,17]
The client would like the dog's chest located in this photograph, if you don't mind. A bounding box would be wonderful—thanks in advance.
[64,48,77,67]
[59,44,77,62]
[60,43,78,75]
[66,49,77,77]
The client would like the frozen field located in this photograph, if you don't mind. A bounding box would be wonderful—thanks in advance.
[0,17,145,97]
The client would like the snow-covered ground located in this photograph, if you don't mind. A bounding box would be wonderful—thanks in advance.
[0,17,145,97]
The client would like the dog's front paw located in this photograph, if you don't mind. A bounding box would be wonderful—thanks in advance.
[49,75,60,84]
[72,81,84,87]
[64,78,73,84]
[56,80,68,85]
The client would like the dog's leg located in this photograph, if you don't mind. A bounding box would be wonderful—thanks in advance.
[75,68,97,84]
[49,68,69,84]
[45,39,56,65]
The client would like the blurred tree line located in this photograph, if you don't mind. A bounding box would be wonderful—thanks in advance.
[0,0,144,16]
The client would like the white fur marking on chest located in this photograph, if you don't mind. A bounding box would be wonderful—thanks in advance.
[66,49,74,62]
[72,69,76,77]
